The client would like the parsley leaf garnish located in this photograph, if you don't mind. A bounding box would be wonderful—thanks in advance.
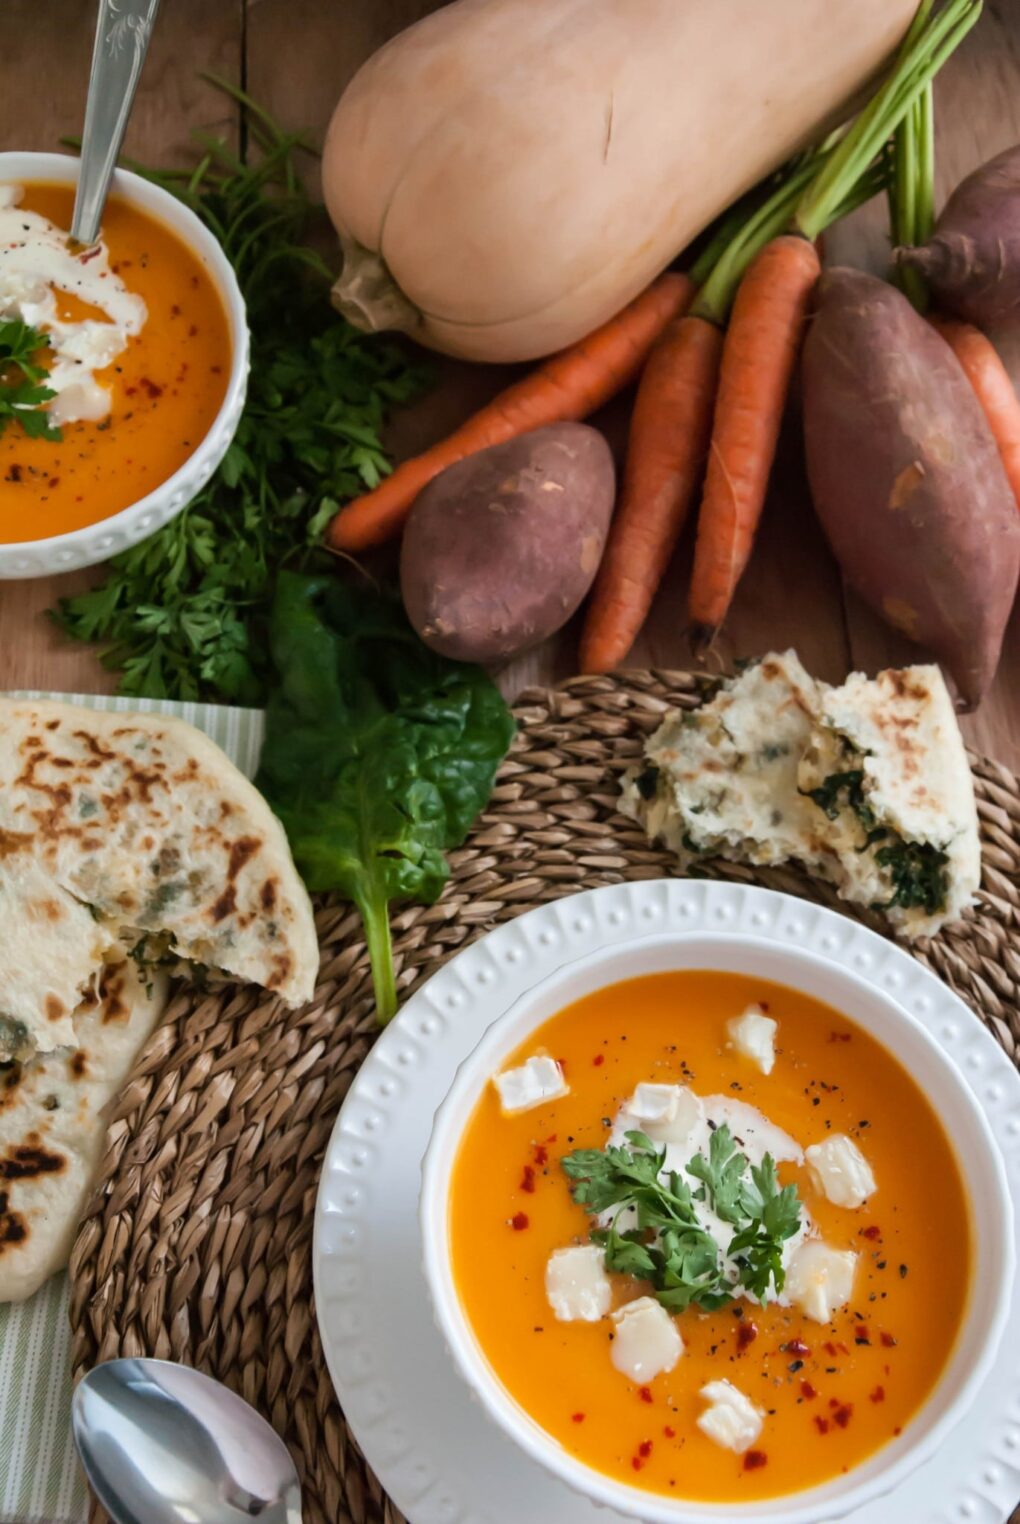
[0,320,61,443]
[562,1123,802,1311]
[52,80,430,703]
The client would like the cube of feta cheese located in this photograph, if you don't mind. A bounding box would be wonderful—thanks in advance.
[727,1006,778,1075]
[805,1134,877,1209]
[493,1055,568,1113]
[696,1380,764,1453]
[628,1083,704,1147]
[610,1296,683,1382]
[545,1245,611,1322]
[785,1240,858,1324]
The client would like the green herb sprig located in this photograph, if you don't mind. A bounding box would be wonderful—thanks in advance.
[562,1124,802,1312]
[53,81,430,704]
[0,320,61,442]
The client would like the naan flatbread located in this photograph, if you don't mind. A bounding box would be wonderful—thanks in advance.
[0,960,167,1303]
[0,700,318,1021]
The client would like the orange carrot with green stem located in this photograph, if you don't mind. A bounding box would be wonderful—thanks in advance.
[579,155,824,674]
[326,271,694,554]
[688,0,981,647]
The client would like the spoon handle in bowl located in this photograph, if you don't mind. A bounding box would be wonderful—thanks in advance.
[71,0,161,246]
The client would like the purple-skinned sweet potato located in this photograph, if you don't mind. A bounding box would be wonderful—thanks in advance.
[802,266,1020,710]
[896,144,1020,327]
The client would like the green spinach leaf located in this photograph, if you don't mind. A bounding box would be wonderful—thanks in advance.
[255,571,514,1021]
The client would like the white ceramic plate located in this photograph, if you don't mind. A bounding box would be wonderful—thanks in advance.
[313,881,1020,1524]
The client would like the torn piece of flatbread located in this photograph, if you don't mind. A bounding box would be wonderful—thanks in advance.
[620,651,825,867]
[0,960,167,1303]
[0,699,319,1022]
[798,664,980,938]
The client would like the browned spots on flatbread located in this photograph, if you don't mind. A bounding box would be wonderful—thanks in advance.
[220,801,235,819]
[0,828,32,859]
[885,669,929,705]
[172,758,201,784]
[0,1191,27,1250]
[210,885,237,923]
[22,735,42,748]
[45,995,65,1022]
[44,719,60,731]
[156,846,181,876]
[760,659,783,680]
[72,730,118,763]
[100,969,128,1024]
[227,837,261,881]
[69,1051,87,1079]
[0,1144,66,1180]
[50,757,74,769]
[37,900,64,924]
[267,953,293,992]
[260,879,278,912]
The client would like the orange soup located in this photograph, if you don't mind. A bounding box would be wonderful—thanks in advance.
[0,182,231,540]
[449,971,971,1503]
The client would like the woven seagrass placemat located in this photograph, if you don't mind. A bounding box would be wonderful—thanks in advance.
[68,672,1020,1524]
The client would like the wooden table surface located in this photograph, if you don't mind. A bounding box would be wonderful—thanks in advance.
[2,1,1020,768]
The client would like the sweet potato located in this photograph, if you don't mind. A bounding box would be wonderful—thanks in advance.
[400,423,614,664]
[802,267,1020,710]
[896,143,1020,328]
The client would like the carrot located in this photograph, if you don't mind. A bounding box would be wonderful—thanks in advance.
[932,315,1020,510]
[326,272,693,553]
[577,152,824,675]
[688,235,820,641]
[579,315,723,673]
[688,0,979,645]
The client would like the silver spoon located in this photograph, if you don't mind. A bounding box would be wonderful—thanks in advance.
[71,1357,303,1524]
[71,0,162,245]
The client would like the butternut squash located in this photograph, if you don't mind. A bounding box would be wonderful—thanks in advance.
[322,0,918,363]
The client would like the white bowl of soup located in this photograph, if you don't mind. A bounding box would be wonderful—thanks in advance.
[0,151,247,577]
[420,932,1013,1522]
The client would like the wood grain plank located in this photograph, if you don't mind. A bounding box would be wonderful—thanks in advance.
[0,0,244,695]
[823,0,1020,758]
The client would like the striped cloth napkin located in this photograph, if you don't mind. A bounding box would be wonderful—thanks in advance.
[0,693,265,1524]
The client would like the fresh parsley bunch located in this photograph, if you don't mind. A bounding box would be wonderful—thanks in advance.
[0,320,61,442]
[53,83,429,704]
[563,1123,802,1311]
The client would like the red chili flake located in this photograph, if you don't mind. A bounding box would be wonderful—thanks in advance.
[510,1212,529,1231]
[170,303,181,316]
[533,1144,548,1166]
[638,1441,653,1459]
[78,245,101,264]
[828,1398,840,1410]
[859,1225,882,1241]
[870,1386,886,1404]
[893,1426,902,1436]
[6,465,21,483]
[639,1386,653,1404]
[593,1053,605,1067]
[124,385,138,397]
[139,377,163,399]
[519,1165,536,1194]
[833,1404,853,1429]
[823,1341,838,1357]
[854,1324,871,1345]
[631,1458,643,1472]
[546,1133,558,1143]
[188,323,198,337]
[663,1426,676,1439]
[836,1342,849,1356]
[787,1338,810,1356]
[736,1321,759,1352]
[743,1450,768,1470]
[828,1030,852,1042]
[571,1412,586,1423]
[758,1000,771,1013]
[48,477,59,489]
[801,1381,817,1400]
[880,1331,897,1348]
[814,1416,830,1435]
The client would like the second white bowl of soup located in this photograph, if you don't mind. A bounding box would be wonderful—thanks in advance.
[420,933,1013,1523]
[0,151,248,577]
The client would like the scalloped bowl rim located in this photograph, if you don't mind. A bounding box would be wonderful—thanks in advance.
[420,930,1015,1524]
[0,150,249,576]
